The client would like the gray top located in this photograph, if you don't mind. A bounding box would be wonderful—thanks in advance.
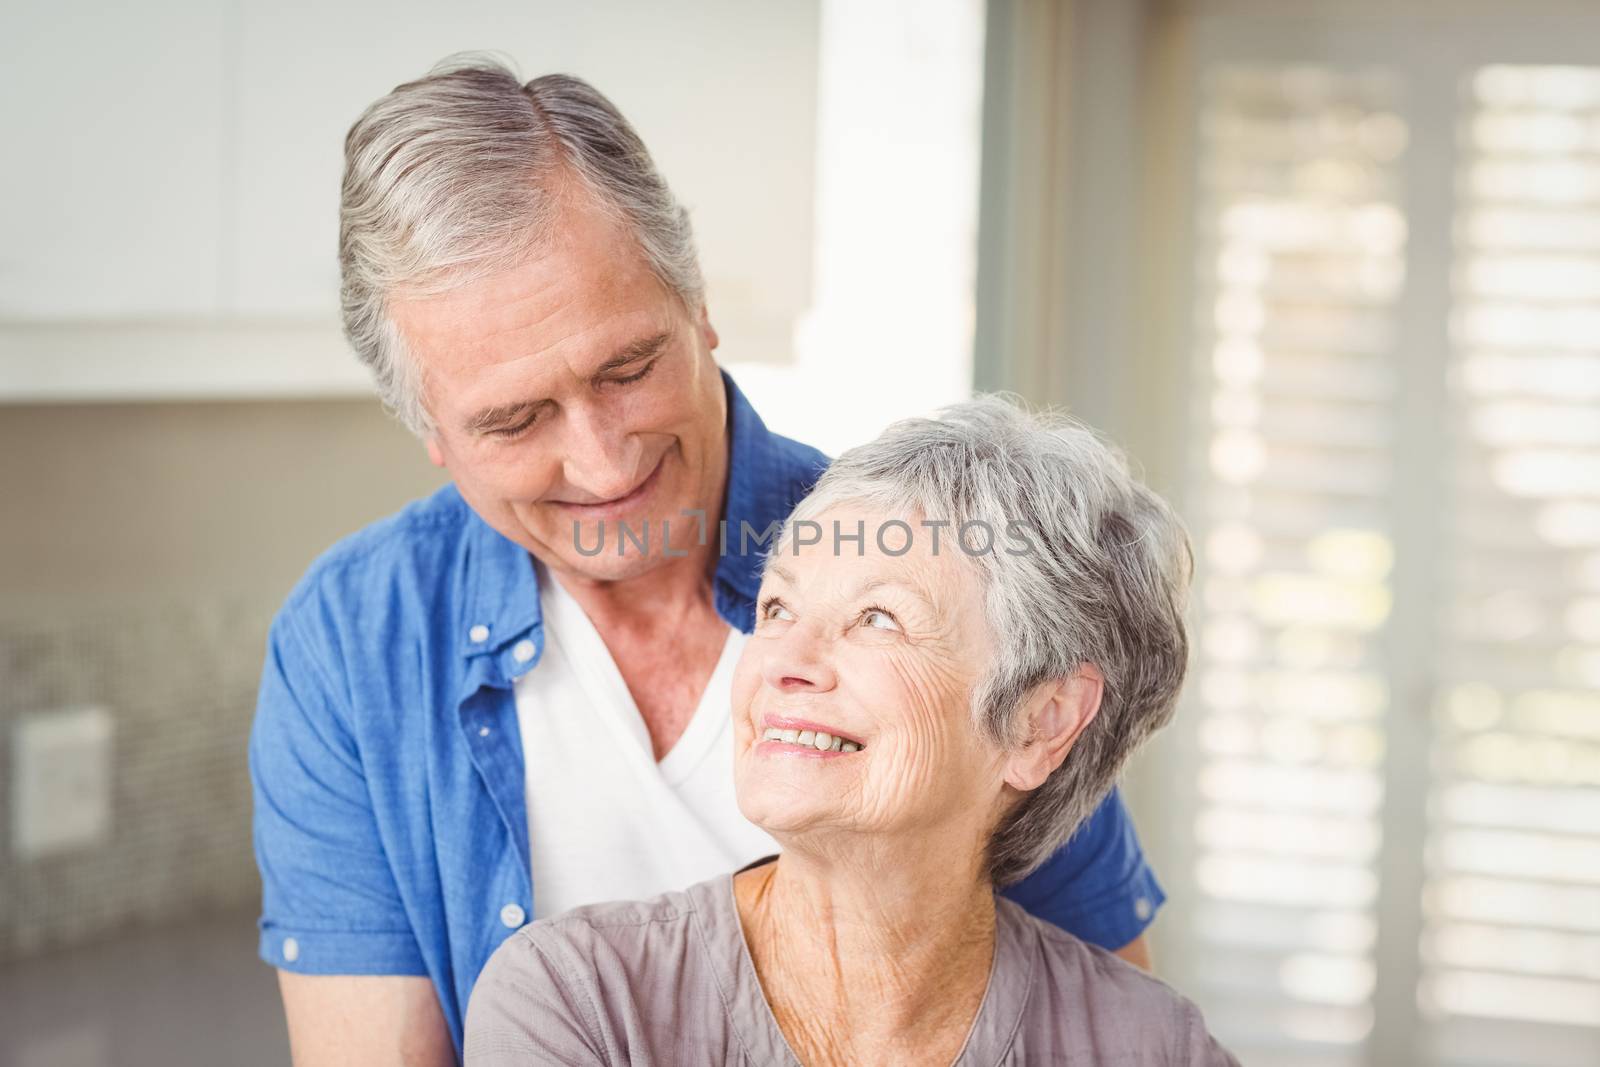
[465,864,1240,1066]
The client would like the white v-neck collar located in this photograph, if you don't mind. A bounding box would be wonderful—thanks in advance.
[536,563,741,781]
[537,567,654,759]
[658,626,745,785]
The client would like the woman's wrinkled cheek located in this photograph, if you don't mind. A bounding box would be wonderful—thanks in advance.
[857,649,982,828]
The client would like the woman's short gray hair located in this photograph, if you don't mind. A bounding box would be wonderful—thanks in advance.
[785,395,1193,886]
[339,54,704,436]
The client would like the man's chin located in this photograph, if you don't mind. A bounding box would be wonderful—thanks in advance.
[537,543,682,584]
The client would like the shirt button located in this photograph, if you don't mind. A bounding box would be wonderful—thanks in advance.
[512,639,536,663]
[478,726,490,737]
[469,624,490,643]
[500,903,526,928]
[1134,896,1153,921]
[282,937,300,963]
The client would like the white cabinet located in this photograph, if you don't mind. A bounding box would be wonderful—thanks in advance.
[1,1,229,318]
[0,0,818,399]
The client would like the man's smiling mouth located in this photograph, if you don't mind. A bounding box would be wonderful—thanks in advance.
[551,454,665,515]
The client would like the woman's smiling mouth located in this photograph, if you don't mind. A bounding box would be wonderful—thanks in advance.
[757,716,866,756]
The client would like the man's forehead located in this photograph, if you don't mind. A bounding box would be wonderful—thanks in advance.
[387,239,678,429]
[390,185,668,357]
[393,252,656,351]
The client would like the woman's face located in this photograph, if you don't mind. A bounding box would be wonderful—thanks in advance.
[732,505,1011,846]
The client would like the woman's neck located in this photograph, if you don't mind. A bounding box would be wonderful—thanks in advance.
[733,845,998,1067]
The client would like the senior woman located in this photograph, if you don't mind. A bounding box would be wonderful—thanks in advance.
[465,397,1236,1066]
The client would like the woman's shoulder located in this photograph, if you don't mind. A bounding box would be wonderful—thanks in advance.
[994,897,1240,1066]
[511,882,706,970]
[466,878,735,1065]
[472,892,697,1018]
[997,894,1169,999]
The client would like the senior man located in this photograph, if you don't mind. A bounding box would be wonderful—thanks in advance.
[250,56,1168,1065]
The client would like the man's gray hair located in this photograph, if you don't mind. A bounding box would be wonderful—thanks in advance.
[784,396,1193,886]
[339,54,704,435]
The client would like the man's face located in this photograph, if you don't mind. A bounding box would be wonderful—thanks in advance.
[390,186,728,583]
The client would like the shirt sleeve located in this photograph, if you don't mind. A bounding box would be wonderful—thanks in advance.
[1175,997,1243,1067]
[249,593,428,976]
[465,930,610,1066]
[998,785,1165,951]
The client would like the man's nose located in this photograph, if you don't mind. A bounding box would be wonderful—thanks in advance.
[761,621,838,694]
[558,403,640,501]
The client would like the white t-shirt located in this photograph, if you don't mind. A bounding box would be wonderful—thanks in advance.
[514,566,778,920]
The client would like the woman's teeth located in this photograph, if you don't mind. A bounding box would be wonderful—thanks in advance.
[761,727,861,752]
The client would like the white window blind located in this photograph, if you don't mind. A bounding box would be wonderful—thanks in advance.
[1420,65,1600,1067]
[1185,65,1405,1067]
[1178,50,1600,1067]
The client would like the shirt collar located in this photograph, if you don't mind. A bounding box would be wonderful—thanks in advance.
[714,369,794,606]
[459,500,544,663]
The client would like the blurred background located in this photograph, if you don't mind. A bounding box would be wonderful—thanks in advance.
[2,0,1597,1064]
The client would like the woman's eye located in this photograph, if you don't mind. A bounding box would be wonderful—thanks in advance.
[861,608,900,632]
[761,599,794,622]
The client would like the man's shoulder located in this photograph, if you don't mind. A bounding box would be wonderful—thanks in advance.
[276,481,471,631]
[722,369,831,495]
[763,427,832,484]
[736,412,832,506]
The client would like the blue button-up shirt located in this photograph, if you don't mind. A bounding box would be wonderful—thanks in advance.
[249,371,1165,1055]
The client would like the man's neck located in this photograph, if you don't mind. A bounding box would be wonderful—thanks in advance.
[531,423,734,759]
[734,842,997,1065]
[549,538,721,634]
[537,517,732,761]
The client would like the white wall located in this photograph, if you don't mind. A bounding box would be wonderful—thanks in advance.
[0,0,819,397]
[730,0,985,457]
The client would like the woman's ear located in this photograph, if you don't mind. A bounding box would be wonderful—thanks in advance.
[1002,664,1105,792]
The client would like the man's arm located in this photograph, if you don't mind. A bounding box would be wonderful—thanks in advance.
[1115,933,1154,972]
[252,596,453,1059]
[279,973,455,1067]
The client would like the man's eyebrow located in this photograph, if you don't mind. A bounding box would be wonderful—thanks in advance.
[461,331,673,433]
[767,563,795,585]
[591,330,672,378]
[464,398,544,434]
